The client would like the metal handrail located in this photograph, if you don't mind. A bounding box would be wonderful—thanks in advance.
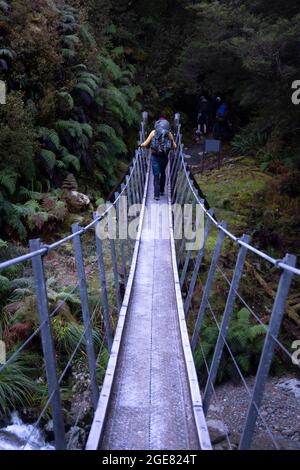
[0,137,144,271]
[178,146,300,276]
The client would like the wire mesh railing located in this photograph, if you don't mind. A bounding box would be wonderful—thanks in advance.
[170,113,300,450]
[0,112,149,450]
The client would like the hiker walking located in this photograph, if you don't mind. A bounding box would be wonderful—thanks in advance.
[196,96,210,137]
[141,117,177,201]
[213,99,228,139]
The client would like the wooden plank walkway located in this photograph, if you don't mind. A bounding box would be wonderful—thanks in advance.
[86,169,211,451]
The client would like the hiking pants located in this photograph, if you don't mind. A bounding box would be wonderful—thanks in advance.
[151,153,169,198]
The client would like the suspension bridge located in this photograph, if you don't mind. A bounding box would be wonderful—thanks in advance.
[0,112,299,451]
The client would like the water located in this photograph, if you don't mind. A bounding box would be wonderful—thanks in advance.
[0,412,54,450]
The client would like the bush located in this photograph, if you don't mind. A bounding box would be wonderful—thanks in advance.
[195,308,267,384]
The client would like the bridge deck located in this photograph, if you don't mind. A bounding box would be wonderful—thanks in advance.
[87,171,210,450]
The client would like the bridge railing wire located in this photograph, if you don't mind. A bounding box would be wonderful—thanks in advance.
[171,113,300,450]
[0,112,149,450]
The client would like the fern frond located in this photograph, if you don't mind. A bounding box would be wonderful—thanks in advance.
[0,48,16,60]
[38,128,60,150]
[40,150,56,171]
[81,123,93,139]
[79,25,96,47]
[97,124,116,140]
[74,82,95,98]
[98,56,122,80]
[18,187,44,201]
[0,169,18,195]
[95,141,108,154]
[57,91,74,110]
[61,48,76,60]
[62,34,80,49]
[62,154,80,172]
[71,64,87,73]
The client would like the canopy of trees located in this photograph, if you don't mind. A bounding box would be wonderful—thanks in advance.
[0,0,299,241]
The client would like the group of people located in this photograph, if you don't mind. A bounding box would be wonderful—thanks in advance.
[196,95,230,140]
[140,98,230,201]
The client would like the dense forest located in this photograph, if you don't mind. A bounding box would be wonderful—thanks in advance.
[0,0,299,442]
[1,0,299,245]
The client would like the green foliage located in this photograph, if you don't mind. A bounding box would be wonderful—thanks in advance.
[0,355,44,415]
[40,149,56,171]
[0,168,18,195]
[52,318,101,356]
[0,275,11,306]
[195,308,267,383]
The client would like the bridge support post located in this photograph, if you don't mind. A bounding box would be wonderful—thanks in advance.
[72,225,99,411]
[174,174,190,250]
[177,197,195,265]
[171,143,183,195]
[191,223,227,352]
[107,210,122,313]
[125,176,134,261]
[169,125,181,183]
[93,214,113,352]
[180,216,201,290]
[29,239,66,450]
[135,151,143,204]
[203,234,251,414]
[239,254,296,450]
[180,199,204,289]
[139,147,147,183]
[172,163,184,205]
[129,164,136,207]
[133,159,140,205]
[122,182,132,263]
[114,193,127,285]
[184,208,214,317]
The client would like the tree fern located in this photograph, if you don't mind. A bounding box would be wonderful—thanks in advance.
[62,154,80,172]
[71,64,87,73]
[61,48,76,61]
[0,48,16,60]
[79,25,96,47]
[40,149,56,171]
[57,91,74,110]
[97,124,117,140]
[62,34,80,49]
[60,13,76,24]
[0,169,18,195]
[104,85,138,125]
[96,125,127,155]
[74,82,95,98]
[0,238,7,249]
[38,128,60,150]
[95,141,108,154]
[59,22,76,34]
[98,55,122,80]
[81,123,93,139]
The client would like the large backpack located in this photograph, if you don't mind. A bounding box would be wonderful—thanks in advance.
[150,128,172,156]
[154,119,171,132]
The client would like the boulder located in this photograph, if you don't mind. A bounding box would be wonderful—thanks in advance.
[207,418,229,444]
[66,426,86,450]
[276,378,300,399]
[70,191,90,207]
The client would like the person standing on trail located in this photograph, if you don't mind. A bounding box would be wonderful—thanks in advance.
[213,99,228,139]
[141,117,177,201]
[196,96,209,137]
